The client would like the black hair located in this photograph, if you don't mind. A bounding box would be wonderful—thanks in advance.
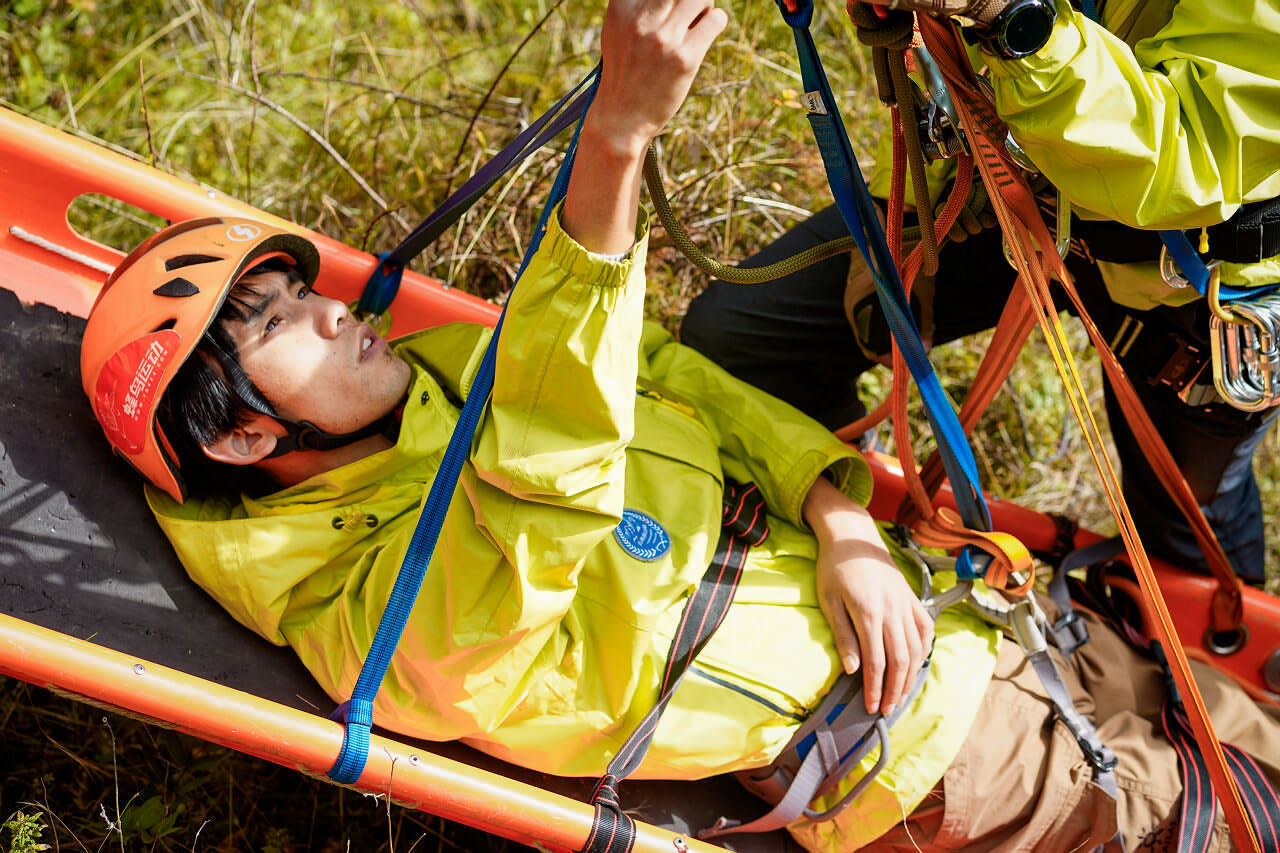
[156,257,302,498]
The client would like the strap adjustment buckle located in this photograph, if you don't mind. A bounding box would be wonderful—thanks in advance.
[1009,598,1047,656]
[1048,610,1090,656]
[1077,733,1119,774]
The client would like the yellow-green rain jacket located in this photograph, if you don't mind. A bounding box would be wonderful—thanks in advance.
[149,211,998,850]
[871,0,1280,310]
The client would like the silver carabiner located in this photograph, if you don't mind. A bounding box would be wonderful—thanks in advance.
[1002,189,1071,268]
[1210,293,1280,411]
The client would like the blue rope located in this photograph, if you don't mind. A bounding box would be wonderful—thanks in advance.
[329,77,598,784]
[776,0,993,556]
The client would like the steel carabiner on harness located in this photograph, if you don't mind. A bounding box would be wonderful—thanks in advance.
[1210,293,1280,411]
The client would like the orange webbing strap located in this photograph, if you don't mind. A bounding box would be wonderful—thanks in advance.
[915,16,1261,851]
[914,505,1036,593]
[898,283,1037,528]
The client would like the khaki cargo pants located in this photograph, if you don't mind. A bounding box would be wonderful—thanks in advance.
[869,608,1280,852]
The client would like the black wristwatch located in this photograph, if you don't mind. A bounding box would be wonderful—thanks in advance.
[969,0,1058,59]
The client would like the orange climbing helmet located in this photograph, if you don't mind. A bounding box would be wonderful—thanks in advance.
[81,216,321,503]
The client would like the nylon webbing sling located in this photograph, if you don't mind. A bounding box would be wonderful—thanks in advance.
[1159,229,1272,303]
[1155,646,1280,853]
[328,77,598,784]
[1057,557,1280,853]
[774,0,994,583]
[578,481,769,853]
[913,14,1267,850]
[357,67,599,318]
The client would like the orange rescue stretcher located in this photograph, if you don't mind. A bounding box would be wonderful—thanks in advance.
[1,104,1277,853]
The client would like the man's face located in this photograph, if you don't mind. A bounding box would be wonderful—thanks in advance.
[223,270,412,435]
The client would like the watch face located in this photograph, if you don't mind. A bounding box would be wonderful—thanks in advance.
[1002,1,1055,58]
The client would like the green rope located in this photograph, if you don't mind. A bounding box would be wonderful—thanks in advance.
[643,144,865,284]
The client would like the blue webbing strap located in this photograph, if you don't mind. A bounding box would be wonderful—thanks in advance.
[1158,229,1276,303]
[328,76,598,785]
[776,0,993,559]
[357,67,600,317]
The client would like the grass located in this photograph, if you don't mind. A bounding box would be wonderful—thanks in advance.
[1,0,1277,850]
[0,676,509,852]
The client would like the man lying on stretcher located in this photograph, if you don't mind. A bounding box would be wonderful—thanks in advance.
[79,0,1280,849]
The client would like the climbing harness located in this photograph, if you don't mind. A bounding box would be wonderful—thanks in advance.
[579,480,770,853]
[698,523,1123,843]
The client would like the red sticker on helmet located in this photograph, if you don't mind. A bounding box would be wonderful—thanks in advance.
[95,329,182,456]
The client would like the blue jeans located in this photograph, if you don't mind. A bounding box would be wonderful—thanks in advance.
[682,205,1278,582]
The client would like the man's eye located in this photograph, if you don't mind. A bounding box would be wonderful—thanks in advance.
[265,317,280,334]
[297,284,311,298]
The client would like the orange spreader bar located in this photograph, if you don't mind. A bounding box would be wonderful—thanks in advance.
[0,613,720,853]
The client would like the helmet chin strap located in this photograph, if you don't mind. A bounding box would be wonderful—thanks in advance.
[205,337,400,461]
[263,412,399,459]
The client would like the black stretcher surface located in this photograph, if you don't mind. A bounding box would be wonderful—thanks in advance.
[0,287,801,852]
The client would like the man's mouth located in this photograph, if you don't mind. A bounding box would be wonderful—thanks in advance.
[359,326,381,361]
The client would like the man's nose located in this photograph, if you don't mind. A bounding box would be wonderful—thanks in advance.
[317,295,350,337]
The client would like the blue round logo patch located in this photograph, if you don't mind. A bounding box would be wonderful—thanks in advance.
[614,509,671,561]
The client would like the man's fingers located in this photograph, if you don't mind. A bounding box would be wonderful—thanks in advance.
[857,613,886,713]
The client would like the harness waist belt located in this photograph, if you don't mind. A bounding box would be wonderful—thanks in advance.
[1071,196,1280,266]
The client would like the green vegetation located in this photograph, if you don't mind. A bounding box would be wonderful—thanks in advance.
[2,0,1276,850]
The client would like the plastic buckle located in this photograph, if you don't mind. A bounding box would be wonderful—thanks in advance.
[1076,734,1118,774]
[1049,610,1090,655]
[1009,599,1047,656]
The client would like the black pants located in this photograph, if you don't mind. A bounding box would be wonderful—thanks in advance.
[682,205,1278,582]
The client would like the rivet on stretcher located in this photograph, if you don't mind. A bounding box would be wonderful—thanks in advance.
[133,664,146,675]
[1264,650,1280,694]
[672,837,688,852]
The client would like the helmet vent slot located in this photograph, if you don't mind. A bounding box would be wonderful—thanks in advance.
[165,253,222,271]
[154,277,200,298]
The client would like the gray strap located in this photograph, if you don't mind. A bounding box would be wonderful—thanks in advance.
[1046,536,1123,654]
[699,662,929,840]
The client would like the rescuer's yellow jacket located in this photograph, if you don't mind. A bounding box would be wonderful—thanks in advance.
[870,0,1280,310]
[149,209,999,850]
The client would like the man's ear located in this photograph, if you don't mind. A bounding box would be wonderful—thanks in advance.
[201,414,283,466]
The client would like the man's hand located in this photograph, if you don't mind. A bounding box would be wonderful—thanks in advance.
[803,477,934,715]
[562,0,727,255]
[847,0,1008,29]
